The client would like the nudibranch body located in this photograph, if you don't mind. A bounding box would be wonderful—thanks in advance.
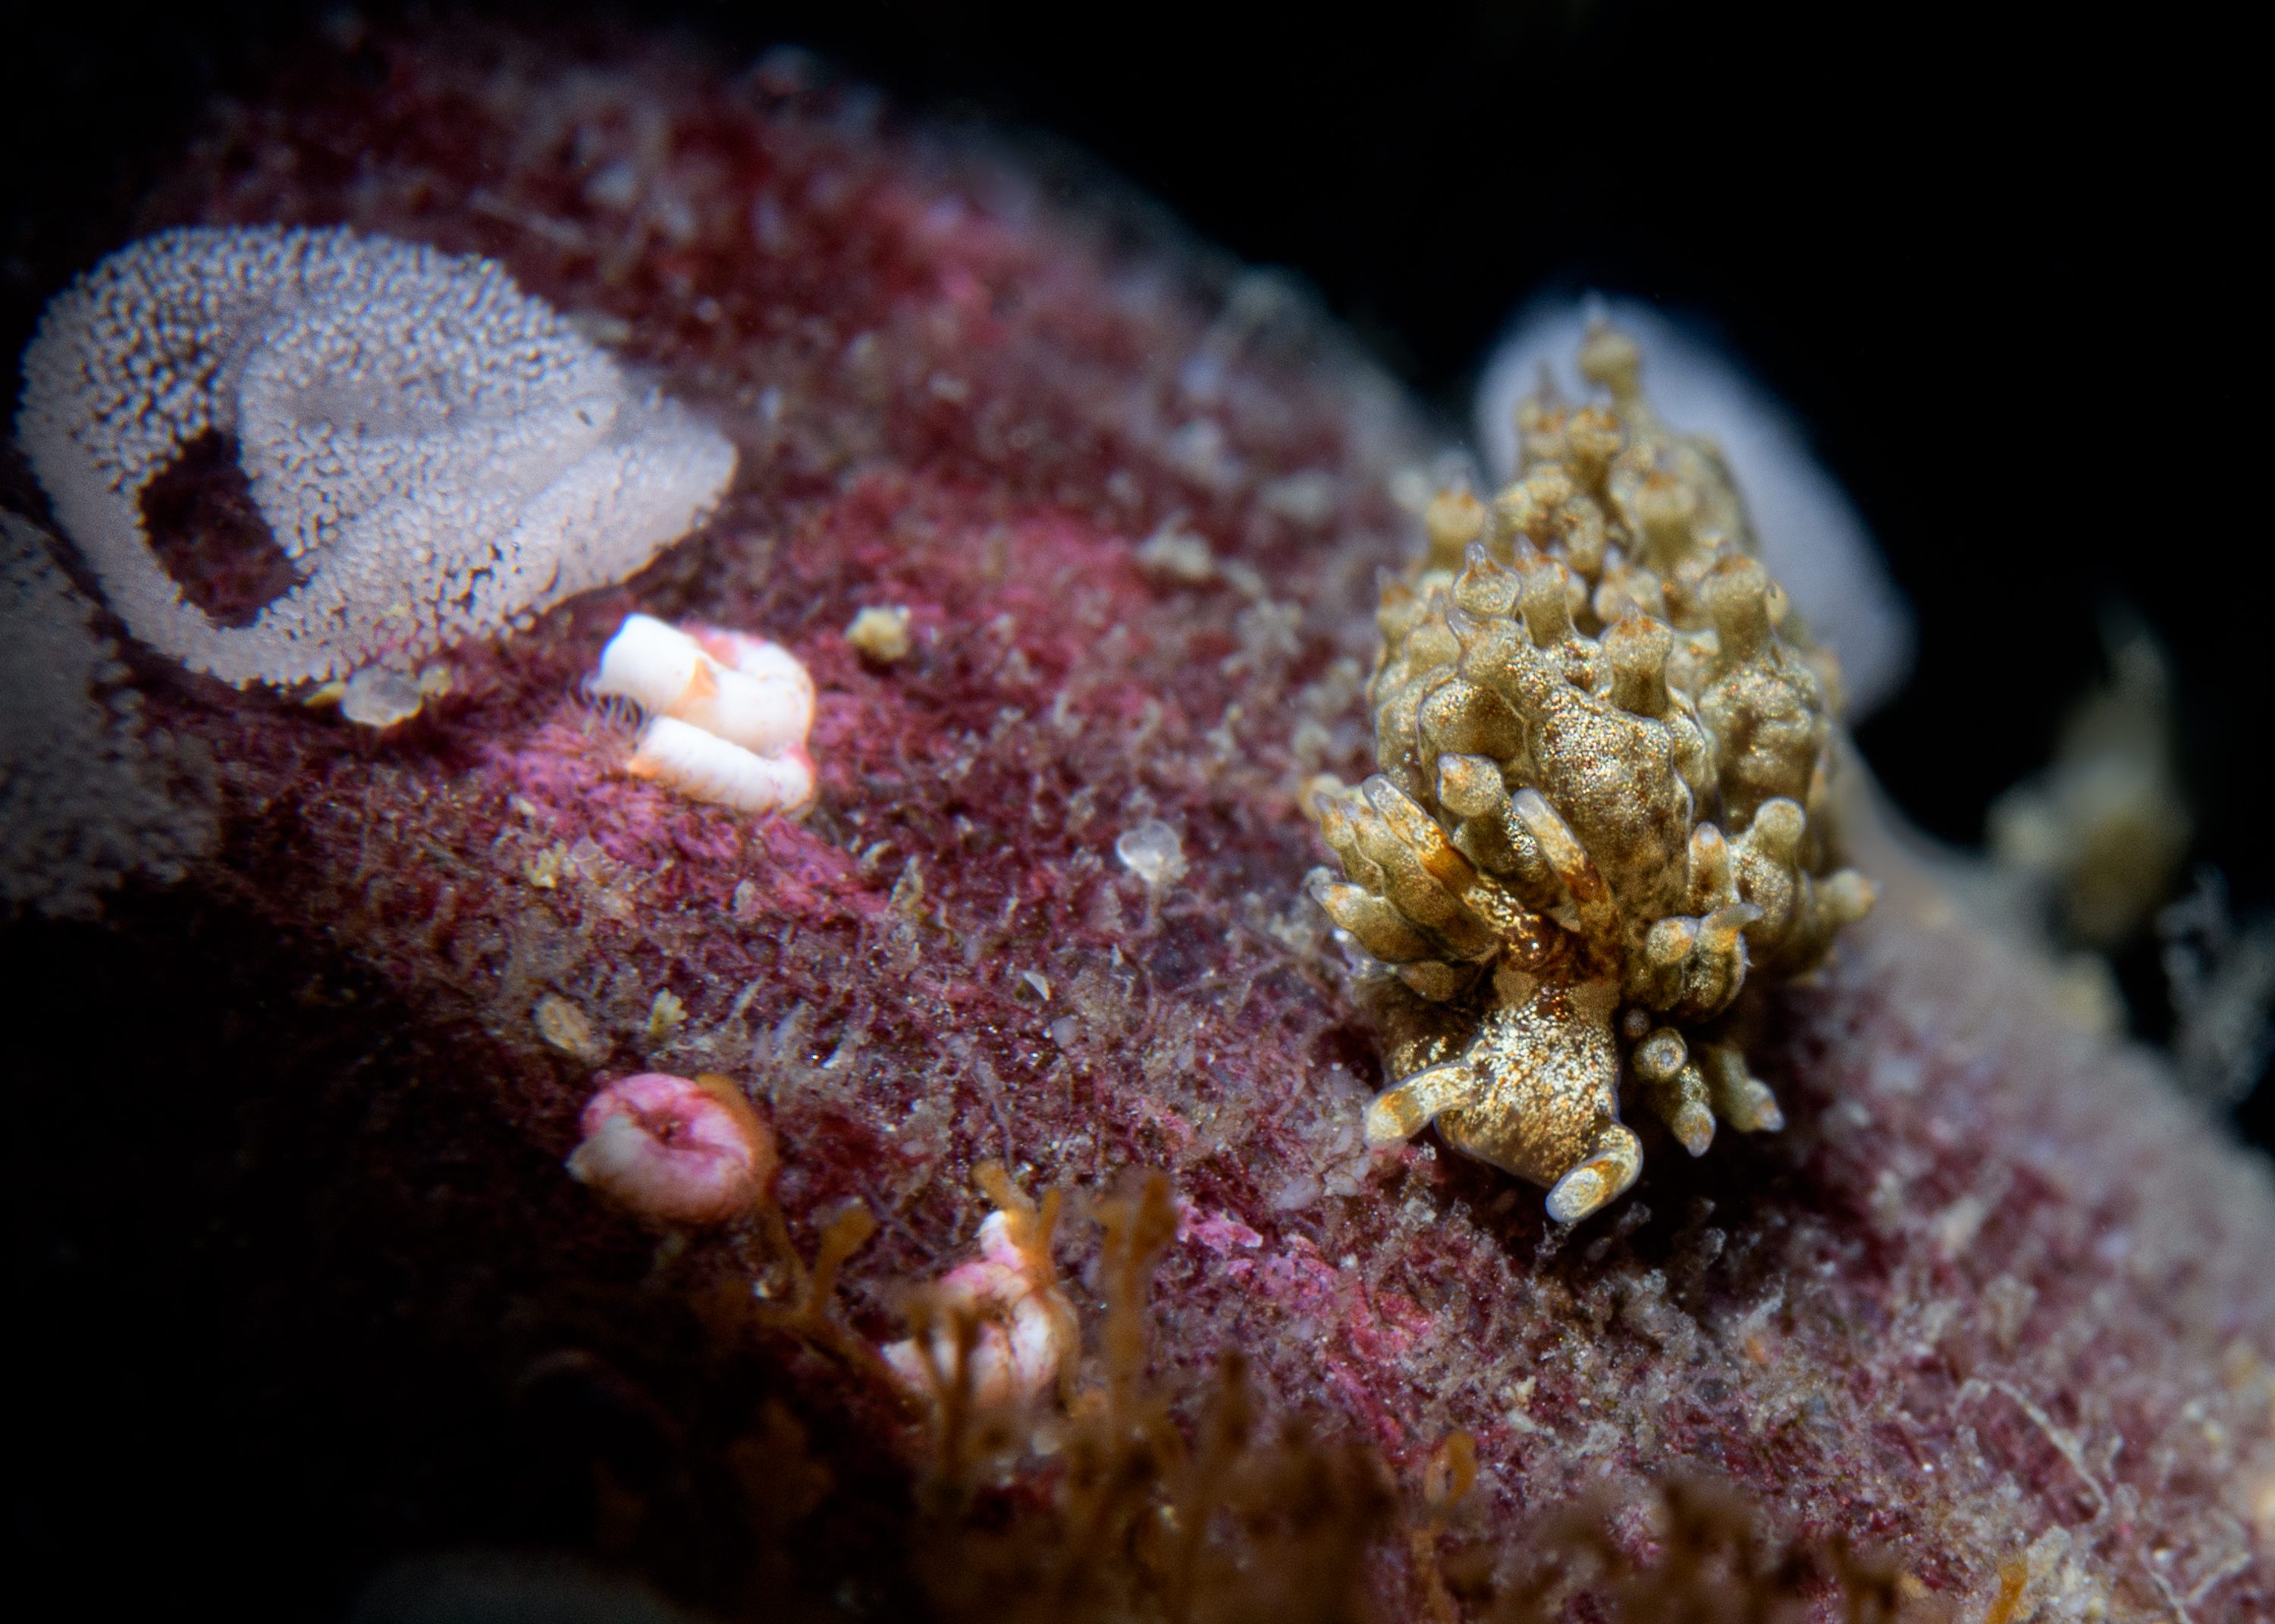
[1314,326,1875,1222]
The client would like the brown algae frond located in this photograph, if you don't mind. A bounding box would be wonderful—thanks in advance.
[1313,324,1875,1223]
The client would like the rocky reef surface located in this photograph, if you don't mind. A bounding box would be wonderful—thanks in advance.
[7,20,2273,1622]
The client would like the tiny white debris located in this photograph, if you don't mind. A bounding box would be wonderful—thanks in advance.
[1933,1193,1990,1261]
[1134,520,1215,585]
[534,992,609,1064]
[1164,418,1244,493]
[1259,469,1338,528]
[647,989,687,1043]
[340,666,425,729]
[1116,820,1188,887]
[1269,1172,1323,1211]
[845,604,912,662]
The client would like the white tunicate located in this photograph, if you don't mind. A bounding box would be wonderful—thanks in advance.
[1475,293,1914,717]
[1116,820,1188,887]
[593,614,815,759]
[17,226,737,688]
[591,613,816,815]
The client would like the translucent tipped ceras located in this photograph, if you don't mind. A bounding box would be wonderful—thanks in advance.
[1312,325,1876,1223]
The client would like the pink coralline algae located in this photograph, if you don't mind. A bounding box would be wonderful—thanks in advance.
[567,1071,779,1227]
[16,20,2274,1622]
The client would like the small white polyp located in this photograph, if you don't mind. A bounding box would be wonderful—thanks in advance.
[1475,293,1915,718]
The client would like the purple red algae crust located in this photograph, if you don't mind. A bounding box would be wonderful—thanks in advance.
[45,21,2275,1619]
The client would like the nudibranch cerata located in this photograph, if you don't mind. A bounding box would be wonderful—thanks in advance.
[1313,324,1875,1224]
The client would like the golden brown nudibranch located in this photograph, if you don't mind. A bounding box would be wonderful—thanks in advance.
[1313,325,1875,1223]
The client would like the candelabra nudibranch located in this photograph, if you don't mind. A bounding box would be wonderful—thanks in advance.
[1313,324,1875,1223]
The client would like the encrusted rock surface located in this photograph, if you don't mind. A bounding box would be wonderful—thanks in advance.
[10,20,2273,1621]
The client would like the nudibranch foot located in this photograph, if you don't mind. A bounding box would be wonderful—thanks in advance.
[1363,964,1640,1216]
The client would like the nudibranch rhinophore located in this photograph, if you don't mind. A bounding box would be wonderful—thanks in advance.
[1312,324,1876,1224]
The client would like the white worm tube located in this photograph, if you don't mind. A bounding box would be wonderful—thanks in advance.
[626,716,814,814]
[592,613,704,713]
[595,614,816,759]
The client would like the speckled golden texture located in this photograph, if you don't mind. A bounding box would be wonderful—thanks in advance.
[1313,325,1875,1222]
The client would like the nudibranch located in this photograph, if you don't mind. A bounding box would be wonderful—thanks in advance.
[1313,324,1876,1223]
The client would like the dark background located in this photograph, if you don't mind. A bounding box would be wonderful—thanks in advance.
[0,5,2265,1613]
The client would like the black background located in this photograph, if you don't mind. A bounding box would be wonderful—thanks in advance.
[2,1,2266,1104]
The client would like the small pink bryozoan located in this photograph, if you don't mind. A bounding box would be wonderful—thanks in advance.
[882,1209,1078,1410]
[566,1071,777,1227]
